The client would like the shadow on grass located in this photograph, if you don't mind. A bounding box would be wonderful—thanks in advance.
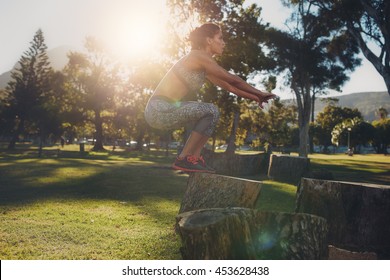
[0,149,188,209]
[310,160,390,185]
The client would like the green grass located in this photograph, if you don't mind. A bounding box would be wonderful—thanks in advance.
[0,144,388,259]
[255,181,297,212]
[0,146,187,260]
[309,153,390,185]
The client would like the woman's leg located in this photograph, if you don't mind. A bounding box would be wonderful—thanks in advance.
[179,131,209,158]
[146,99,219,140]
[173,103,217,172]
[146,98,218,172]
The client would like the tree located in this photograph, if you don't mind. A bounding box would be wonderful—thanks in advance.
[244,97,297,151]
[4,29,54,150]
[64,37,120,151]
[311,0,390,96]
[264,1,361,157]
[0,89,12,138]
[372,117,390,154]
[34,70,67,156]
[331,117,376,152]
[376,107,388,120]
[314,102,362,152]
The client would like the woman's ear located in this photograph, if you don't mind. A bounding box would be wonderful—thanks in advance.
[206,37,212,45]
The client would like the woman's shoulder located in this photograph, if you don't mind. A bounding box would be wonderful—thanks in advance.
[188,50,213,60]
[184,50,217,69]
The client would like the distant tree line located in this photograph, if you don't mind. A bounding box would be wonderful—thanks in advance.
[0,0,389,156]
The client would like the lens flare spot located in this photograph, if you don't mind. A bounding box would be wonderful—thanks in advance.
[256,232,277,251]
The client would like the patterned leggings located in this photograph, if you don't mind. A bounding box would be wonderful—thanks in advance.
[144,95,219,137]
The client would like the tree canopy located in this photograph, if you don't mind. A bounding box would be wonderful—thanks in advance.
[264,0,361,156]
[3,29,57,150]
[309,0,390,96]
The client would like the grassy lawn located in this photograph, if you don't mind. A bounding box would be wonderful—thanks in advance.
[309,153,390,185]
[0,144,388,259]
[0,145,187,260]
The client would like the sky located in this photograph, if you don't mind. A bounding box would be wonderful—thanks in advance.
[0,0,387,99]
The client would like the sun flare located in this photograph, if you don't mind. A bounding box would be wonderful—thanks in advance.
[104,2,168,61]
[117,17,165,58]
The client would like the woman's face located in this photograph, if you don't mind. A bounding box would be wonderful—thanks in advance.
[209,30,225,56]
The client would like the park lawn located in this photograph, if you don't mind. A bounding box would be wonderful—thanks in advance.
[309,153,390,185]
[0,147,188,260]
[0,146,388,259]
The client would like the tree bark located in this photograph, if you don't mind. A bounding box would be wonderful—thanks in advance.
[267,154,310,185]
[292,82,311,158]
[225,111,239,155]
[38,135,43,158]
[179,173,262,214]
[202,150,267,176]
[135,118,145,151]
[296,178,390,259]
[92,109,104,151]
[176,208,328,260]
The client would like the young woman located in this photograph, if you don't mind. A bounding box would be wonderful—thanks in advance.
[145,23,276,173]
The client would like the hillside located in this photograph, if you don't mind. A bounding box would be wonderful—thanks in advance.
[0,71,11,90]
[281,91,389,122]
[314,91,390,121]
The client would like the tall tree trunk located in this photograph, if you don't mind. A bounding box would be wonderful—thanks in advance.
[92,110,104,151]
[309,91,316,153]
[293,84,312,158]
[8,118,24,150]
[311,92,316,122]
[135,119,145,151]
[38,133,44,158]
[299,120,310,157]
[225,111,239,155]
[384,71,390,96]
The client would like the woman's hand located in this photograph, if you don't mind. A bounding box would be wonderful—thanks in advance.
[254,91,277,109]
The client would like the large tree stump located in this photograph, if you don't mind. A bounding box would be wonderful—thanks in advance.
[296,178,390,259]
[179,173,261,214]
[176,208,328,260]
[268,154,310,184]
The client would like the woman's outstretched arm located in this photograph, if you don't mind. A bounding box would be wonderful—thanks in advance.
[199,53,276,107]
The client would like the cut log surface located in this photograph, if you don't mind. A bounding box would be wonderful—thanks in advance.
[328,245,377,260]
[296,178,390,258]
[176,208,328,260]
[179,173,261,214]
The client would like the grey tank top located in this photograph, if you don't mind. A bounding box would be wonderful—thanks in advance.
[172,60,206,93]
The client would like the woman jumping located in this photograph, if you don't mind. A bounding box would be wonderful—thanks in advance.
[145,23,276,173]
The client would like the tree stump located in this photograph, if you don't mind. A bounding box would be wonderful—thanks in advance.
[267,154,310,184]
[176,208,328,260]
[179,173,262,214]
[296,178,390,259]
[202,150,267,176]
[328,245,377,260]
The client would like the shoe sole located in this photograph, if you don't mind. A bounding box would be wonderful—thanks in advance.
[172,164,215,173]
